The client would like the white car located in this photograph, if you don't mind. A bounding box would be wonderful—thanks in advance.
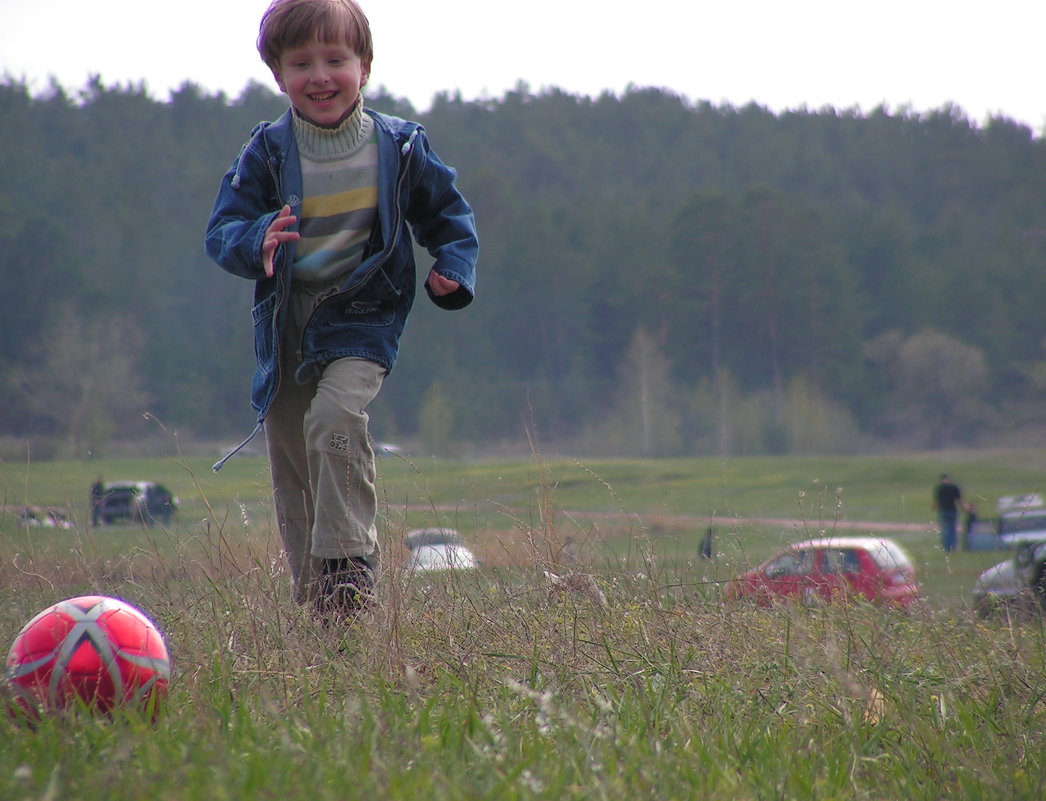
[972,539,1046,615]
[404,528,477,572]
[17,506,74,530]
[972,558,1023,612]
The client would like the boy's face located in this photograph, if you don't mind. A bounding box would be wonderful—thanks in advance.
[274,41,370,128]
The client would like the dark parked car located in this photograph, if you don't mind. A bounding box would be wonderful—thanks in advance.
[98,481,178,526]
[724,536,922,608]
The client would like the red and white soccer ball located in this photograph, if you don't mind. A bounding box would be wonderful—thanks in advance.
[5,595,170,720]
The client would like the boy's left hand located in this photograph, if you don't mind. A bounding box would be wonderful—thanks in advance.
[427,269,459,296]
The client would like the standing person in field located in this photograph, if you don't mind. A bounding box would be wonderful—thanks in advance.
[932,473,963,553]
[204,0,478,623]
[90,476,105,528]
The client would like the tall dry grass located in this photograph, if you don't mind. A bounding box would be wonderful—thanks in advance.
[2,455,1045,799]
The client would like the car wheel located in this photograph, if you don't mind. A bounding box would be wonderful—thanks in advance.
[974,594,1003,619]
[1033,566,1046,612]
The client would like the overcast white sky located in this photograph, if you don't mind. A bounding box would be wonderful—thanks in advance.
[3,0,1044,133]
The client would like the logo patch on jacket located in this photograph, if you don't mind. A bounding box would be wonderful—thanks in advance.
[329,433,349,452]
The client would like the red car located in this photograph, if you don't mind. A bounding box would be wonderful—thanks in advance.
[724,536,922,608]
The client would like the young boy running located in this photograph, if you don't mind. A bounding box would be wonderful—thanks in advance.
[205,0,478,623]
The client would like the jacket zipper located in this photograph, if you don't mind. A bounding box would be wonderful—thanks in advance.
[296,125,419,364]
[270,151,289,409]
[343,126,419,294]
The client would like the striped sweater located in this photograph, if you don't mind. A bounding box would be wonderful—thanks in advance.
[291,101,378,282]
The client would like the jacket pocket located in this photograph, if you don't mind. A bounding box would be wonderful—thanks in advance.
[251,294,278,369]
[338,268,401,328]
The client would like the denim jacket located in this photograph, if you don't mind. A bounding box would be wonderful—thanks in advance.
[205,107,478,469]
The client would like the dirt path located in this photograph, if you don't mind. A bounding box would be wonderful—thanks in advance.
[510,505,934,534]
[703,516,933,534]
[409,503,935,536]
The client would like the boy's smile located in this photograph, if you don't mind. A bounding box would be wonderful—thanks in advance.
[274,41,370,128]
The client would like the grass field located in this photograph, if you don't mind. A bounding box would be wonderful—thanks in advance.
[2,449,1045,799]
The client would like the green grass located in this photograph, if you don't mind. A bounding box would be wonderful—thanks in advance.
[2,449,1046,799]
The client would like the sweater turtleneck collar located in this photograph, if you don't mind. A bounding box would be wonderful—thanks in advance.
[292,98,372,161]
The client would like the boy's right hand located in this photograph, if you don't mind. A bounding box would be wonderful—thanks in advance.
[262,205,300,278]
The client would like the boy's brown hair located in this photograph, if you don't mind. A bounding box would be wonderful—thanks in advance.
[258,0,374,71]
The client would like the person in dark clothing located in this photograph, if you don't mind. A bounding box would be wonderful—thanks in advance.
[90,477,105,527]
[699,527,714,560]
[933,473,963,552]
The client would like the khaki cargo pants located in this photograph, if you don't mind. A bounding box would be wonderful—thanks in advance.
[264,281,384,604]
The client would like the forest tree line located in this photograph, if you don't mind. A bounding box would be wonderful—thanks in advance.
[1,76,1044,459]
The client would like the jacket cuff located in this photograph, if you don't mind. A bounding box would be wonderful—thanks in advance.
[425,280,473,310]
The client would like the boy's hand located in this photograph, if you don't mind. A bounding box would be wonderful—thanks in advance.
[262,205,300,278]
[427,269,460,296]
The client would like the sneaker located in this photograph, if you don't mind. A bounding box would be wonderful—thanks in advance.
[315,556,375,624]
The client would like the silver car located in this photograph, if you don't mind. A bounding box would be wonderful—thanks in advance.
[404,528,477,572]
[972,539,1046,615]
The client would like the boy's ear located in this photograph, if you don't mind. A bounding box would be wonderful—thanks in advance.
[361,61,371,87]
[273,69,287,94]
